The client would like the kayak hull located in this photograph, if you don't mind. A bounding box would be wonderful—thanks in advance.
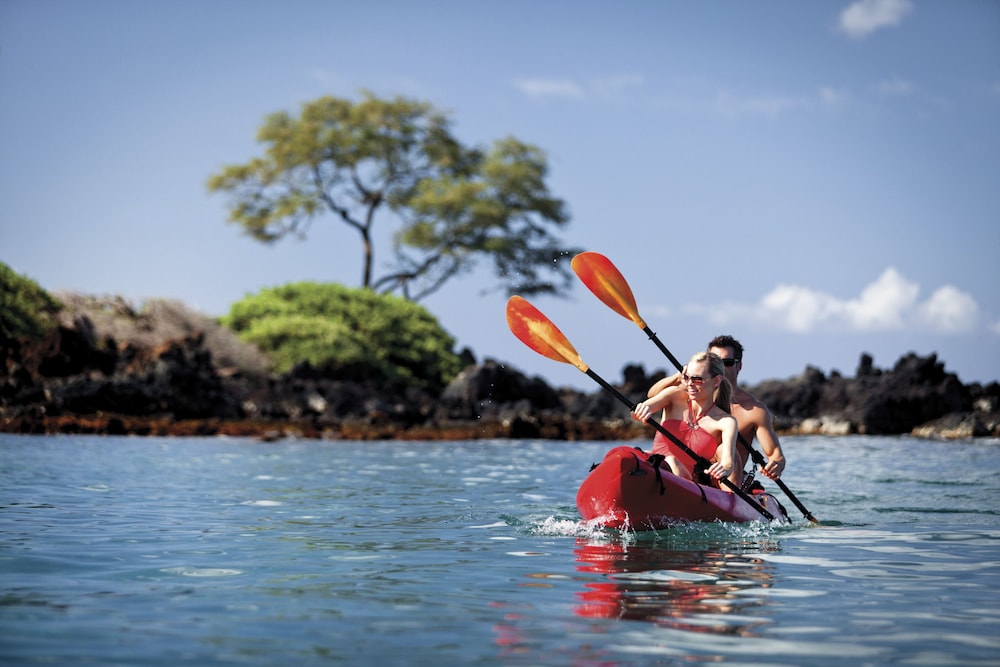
[576,446,788,529]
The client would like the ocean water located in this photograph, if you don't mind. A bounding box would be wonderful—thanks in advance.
[1,433,998,666]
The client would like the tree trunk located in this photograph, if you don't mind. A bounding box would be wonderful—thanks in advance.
[361,229,373,288]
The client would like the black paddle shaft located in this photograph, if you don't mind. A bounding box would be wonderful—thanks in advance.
[643,326,684,370]
[583,369,775,521]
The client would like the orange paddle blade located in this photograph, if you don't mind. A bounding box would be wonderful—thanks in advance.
[506,296,589,373]
[571,252,647,329]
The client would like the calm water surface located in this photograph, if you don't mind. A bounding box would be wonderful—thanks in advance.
[1,434,998,666]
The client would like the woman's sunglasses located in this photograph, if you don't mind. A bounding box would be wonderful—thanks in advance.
[682,373,706,386]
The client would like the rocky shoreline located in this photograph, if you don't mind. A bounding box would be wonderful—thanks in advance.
[2,295,998,440]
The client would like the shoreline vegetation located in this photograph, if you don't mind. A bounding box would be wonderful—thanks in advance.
[0,293,1000,441]
[2,293,998,441]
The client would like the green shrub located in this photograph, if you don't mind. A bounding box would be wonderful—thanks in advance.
[0,262,62,341]
[223,282,463,393]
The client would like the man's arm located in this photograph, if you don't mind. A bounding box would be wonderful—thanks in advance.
[754,406,786,479]
[647,371,681,398]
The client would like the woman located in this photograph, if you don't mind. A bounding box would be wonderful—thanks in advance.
[631,351,739,490]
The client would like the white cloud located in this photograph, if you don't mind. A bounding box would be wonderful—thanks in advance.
[845,267,920,329]
[711,87,850,119]
[759,284,846,332]
[513,79,585,99]
[513,74,643,101]
[839,0,913,39]
[916,286,980,332]
[695,268,984,334]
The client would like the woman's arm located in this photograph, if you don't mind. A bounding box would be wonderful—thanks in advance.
[707,415,738,486]
[632,384,681,422]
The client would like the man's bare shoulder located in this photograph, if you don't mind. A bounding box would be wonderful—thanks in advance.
[732,387,769,416]
[733,389,770,425]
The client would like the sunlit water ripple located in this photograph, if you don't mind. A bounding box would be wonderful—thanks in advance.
[1,434,998,666]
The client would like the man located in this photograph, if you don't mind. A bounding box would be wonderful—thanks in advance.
[647,335,786,481]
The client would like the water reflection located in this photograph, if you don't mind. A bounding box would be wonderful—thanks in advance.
[574,534,781,636]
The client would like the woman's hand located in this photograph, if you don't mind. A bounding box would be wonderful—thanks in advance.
[632,402,653,422]
[705,460,731,480]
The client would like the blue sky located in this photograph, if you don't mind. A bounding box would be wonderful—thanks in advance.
[2,0,998,392]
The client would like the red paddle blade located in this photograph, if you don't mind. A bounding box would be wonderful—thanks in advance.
[506,296,589,373]
[571,252,647,329]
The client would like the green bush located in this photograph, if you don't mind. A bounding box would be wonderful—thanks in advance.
[0,262,62,341]
[223,282,464,393]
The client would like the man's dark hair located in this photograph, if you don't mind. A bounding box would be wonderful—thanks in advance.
[707,334,744,360]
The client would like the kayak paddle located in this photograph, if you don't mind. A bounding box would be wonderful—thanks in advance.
[570,251,684,369]
[505,295,776,521]
[571,250,819,524]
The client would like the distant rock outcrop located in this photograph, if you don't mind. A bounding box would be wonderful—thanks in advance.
[2,294,997,439]
[748,353,998,438]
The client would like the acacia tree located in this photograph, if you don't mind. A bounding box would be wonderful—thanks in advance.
[207,92,580,301]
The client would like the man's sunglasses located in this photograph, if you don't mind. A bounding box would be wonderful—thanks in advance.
[721,358,740,367]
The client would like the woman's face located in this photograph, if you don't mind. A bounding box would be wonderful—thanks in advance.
[683,360,718,398]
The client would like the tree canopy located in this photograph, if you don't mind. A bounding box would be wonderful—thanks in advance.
[207,92,580,301]
[222,282,464,393]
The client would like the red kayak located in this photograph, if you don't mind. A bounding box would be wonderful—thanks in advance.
[577,446,789,529]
